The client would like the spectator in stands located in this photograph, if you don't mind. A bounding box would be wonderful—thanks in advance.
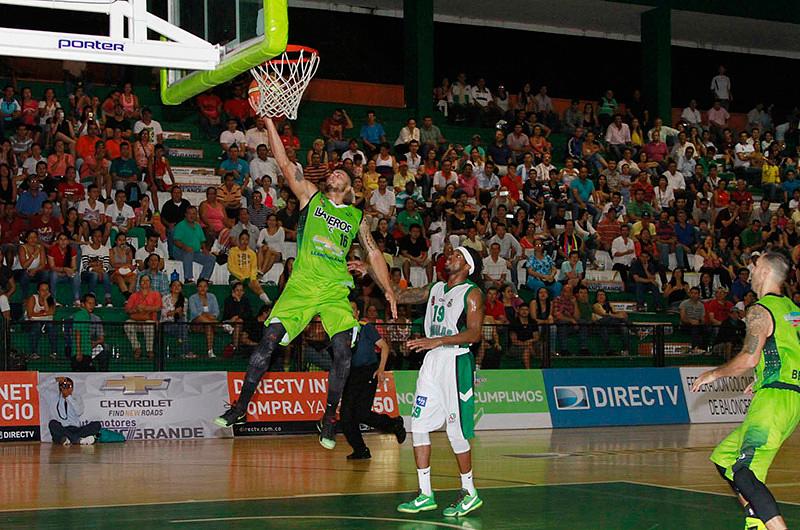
[220,118,247,155]
[173,206,216,283]
[249,143,274,184]
[17,230,49,299]
[394,118,419,156]
[109,232,136,299]
[217,145,250,192]
[79,140,110,197]
[681,99,702,129]
[134,234,165,271]
[132,107,163,144]
[26,280,57,361]
[279,123,299,155]
[256,213,283,276]
[482,242,510,290]
[247,190,269,228]
[160,185,190,256]
[605,114,631,160]
[75,122,100,163]
[303,151,330,187]
[161,279,190,358]
[398,223,432,284]
[137,253,169,296]
[106,189,134,240]
[245,118,270,160]
[276,195,299,241]
[227,232,272,306]
[223,84,252,129]
[611,223,636,287]
[124,274,161,360]
[188,278,220,358]
[591,289,628,350]
[553,282,580,355]
[229,207,260,251]
[705,286,733,330]
[221,281,253,357]
[0,85,21,137]
[105,103,132,139]
[320,108,352,156]
[30,199,60,250]
[782,170,800,204]
[707,100,730,143]
[367,176,396,227]
[119,82,141,120]
[526,239,560,297]
[418,115,446,159]
[46,138,75,179]
[730,267,751,303]
[197,89,223,140]
[680,286,707,353]
[48,232,81,307]
[110,141,143,199]
[359,110,386,159]
[710,65,732,109]
[630,250,663,311]
[199,186,232,238]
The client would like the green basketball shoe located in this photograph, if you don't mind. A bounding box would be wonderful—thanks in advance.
[397,491,438,513]
[745,516,767,530]
[442,489,483,517]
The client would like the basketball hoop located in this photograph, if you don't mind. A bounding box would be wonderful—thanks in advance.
[248,45,320,120]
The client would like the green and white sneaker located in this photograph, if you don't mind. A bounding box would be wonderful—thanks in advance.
[442,489,483,517]
[397,491,438,513]
[745,516,767,530]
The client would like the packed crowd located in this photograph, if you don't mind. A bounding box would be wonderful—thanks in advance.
[1,63,799,367]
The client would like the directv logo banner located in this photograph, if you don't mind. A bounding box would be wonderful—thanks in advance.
[544,368,689,428]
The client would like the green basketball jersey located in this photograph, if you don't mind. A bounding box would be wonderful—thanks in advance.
[293,192,363,288]
[753,294,800,393]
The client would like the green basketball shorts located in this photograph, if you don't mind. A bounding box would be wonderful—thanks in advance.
[711,387,800,482]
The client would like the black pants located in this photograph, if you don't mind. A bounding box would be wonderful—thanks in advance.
[340,364,396,452]
[49,419,102,444]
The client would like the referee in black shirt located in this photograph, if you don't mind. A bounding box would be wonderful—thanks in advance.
[340,301,406,460]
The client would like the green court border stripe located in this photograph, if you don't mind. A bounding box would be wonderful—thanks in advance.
[169,515,467,527]
[623,480,800,507]
[0,481,621,514]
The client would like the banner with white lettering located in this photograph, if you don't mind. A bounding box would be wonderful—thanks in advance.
[680,367,753,423]
[0,372,40,442]
[38,372,231,442]
[543,368,689,428]
[227,371,399,436]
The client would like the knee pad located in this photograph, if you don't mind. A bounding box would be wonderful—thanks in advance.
[449,437,470,455]
[733,468,781,523]
[412,431,431,447]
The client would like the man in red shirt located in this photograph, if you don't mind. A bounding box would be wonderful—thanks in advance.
[30,200,62,249]
[75,122,101,161]
[704,287,733,326]
[197,90,223,140]
[320,108,353,156]
[47,232,81,306]
[223,85,253,128]
[58,166,86,211]
[0,203,27,266]
[483,286,507,323]
[731,177,753,207]
[80,140,111,195]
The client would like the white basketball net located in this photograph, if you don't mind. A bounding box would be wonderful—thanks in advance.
[249,47,320,120]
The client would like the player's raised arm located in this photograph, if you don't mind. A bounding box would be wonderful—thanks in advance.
[691,304,772,391]
[348,259,433,305]
[358,215,397,318]
[265,118,316,208]
[408,288,484,351]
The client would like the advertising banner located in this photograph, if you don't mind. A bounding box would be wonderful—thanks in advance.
[0,372,40,442]
[680,367,753,423]
[38,372,231,442]
[544,368,689,428]
[227,371,399,436]
[393,369,552,430]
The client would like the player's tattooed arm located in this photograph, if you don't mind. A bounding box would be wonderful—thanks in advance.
[349,259,432,305]
[691,304,772,391]
[358,215,397,318]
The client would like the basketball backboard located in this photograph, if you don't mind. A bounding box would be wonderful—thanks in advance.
[0,0,288,106]
[161,0,288,105]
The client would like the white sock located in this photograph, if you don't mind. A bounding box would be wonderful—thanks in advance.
[460,470,476,496]
[259,293,271,304]
[417,467,432,496]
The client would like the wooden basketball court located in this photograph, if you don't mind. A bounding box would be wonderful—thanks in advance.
[2,424,799,528]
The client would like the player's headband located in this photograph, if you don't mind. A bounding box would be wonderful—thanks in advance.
[455,246,475,275]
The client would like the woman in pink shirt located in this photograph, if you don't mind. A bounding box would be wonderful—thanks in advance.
[458,164,478,199]
[124,274,162,359]
[46,139,75,178]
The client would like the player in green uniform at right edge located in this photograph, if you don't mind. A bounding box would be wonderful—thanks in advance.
[215,118,396,450]
[693,252,800,530]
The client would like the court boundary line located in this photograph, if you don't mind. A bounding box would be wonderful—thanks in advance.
[0,480,622,514]
[622,480,800,507]
[168,515,469,527]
